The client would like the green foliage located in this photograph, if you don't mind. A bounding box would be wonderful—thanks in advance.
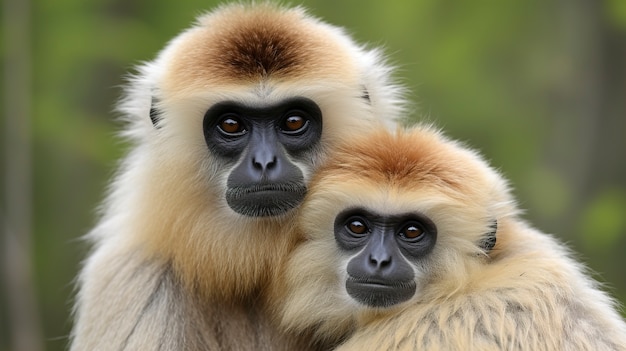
[580,189,626,251]
[607,0,626,28]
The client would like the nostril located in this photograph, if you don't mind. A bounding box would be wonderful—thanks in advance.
[266,156,277,169]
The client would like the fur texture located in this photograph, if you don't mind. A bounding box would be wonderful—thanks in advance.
[70,3,404,350]
[274,126,626,350]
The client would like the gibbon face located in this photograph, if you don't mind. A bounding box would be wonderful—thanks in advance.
[127,3,404,218]
[335,207,437,307]
[203,97,323,216]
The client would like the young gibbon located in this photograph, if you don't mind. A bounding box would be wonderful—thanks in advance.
[274,126,626,350]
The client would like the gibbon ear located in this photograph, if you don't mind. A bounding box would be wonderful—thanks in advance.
[480,220,497,253]
[149,97,162,128]
[361,86,370,103]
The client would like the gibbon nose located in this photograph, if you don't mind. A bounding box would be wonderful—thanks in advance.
[248,128,283,179]
[367,234,393,272]
[252,152,277,172]
[369,251,392,271]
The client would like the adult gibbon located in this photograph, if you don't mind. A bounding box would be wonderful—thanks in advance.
[70,3,404,350]
[275,126,626,350]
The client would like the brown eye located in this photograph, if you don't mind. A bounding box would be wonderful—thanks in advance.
[218,116,245,135]
[281,114,308,133]
[401,224,424,239]
[284,116,304,130]
[347,220,368,235]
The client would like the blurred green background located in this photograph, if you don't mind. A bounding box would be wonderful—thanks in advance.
[1,0,625,350]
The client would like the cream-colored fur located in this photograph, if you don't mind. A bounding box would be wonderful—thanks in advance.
[70,3,404,350]
[275,126,626,350]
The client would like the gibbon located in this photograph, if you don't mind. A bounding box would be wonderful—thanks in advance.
[70,3,404,350]
[274,126,626,350]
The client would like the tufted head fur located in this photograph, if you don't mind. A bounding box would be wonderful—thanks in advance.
[89,2,406,302]
[273,125,518,341]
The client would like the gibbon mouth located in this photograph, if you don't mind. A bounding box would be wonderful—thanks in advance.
[346,277,416,308]
[225,183,307,217]
[346,277,414,290]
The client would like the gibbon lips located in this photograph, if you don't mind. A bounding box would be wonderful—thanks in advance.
[346,277,416,308]
[225,183,307,217]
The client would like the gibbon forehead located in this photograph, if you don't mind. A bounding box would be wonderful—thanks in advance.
[315,128,485,197]
[163,4,357,93]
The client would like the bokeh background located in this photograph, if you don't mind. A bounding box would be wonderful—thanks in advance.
[1,0,625,350]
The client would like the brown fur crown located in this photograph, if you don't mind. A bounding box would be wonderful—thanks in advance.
[165,4,355,89]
